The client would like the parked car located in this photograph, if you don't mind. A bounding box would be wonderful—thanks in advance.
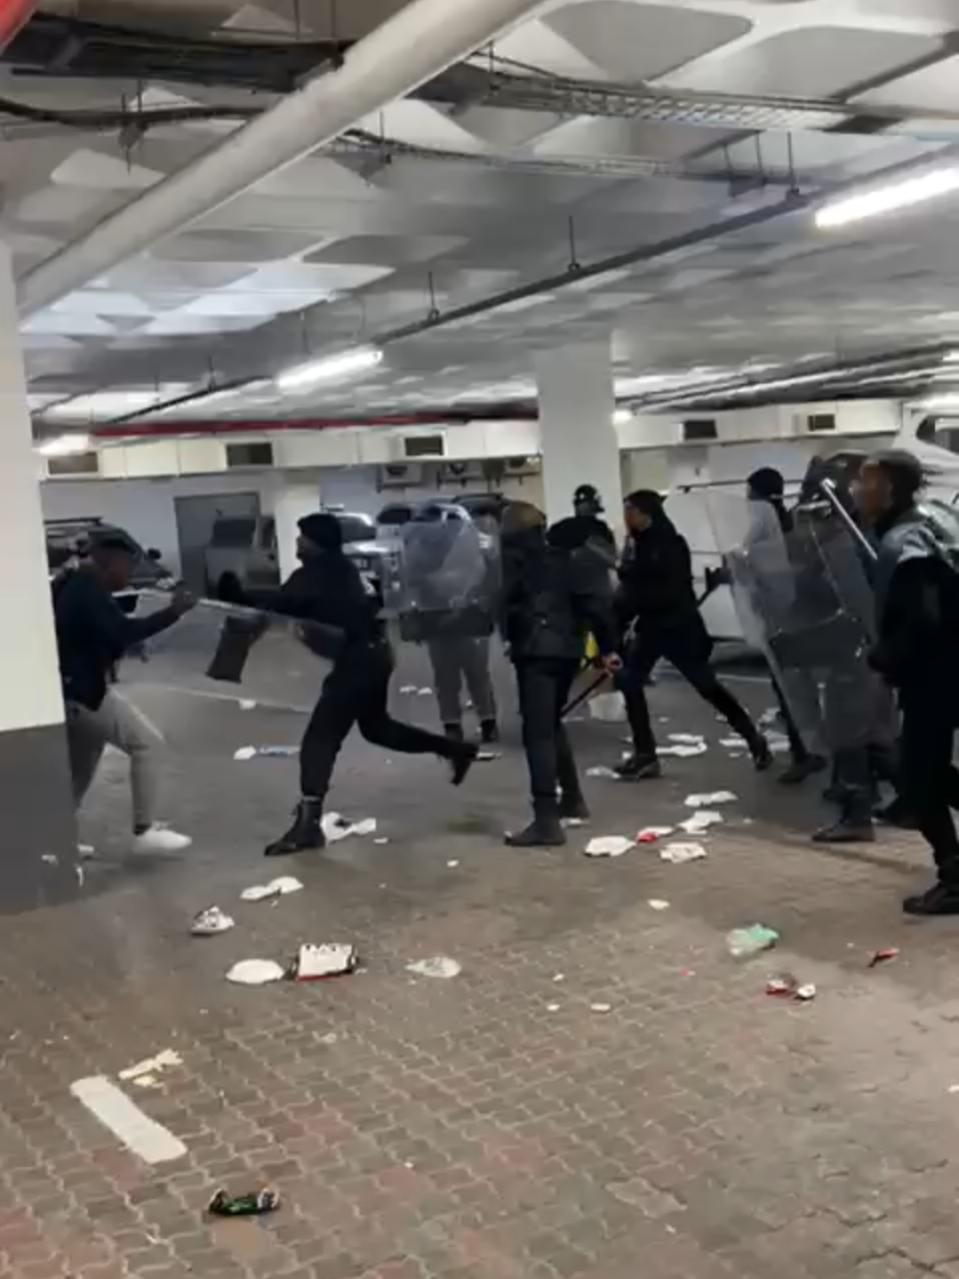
[45,517,175,590]
[204,509,396,597]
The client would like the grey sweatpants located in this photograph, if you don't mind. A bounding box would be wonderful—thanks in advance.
[426,637,496,728]
[66,690,163,831]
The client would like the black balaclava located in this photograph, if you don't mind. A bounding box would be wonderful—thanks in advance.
[298,512,343,552]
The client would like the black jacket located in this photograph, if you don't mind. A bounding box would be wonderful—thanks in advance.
[234,551,383,656]
[500,527,616,662]
[54,568,181,709]
[616,523,700,631]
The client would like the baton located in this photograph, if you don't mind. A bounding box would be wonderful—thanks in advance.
[819,479,879,564]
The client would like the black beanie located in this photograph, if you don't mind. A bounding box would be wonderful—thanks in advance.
[298,512,343,550]
[747,467,785,502]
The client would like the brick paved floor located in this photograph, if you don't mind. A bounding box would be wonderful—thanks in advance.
[5,648,959,1279]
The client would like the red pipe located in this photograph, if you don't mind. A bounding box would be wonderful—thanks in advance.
[92,406,538,440]
[0,0,35,50]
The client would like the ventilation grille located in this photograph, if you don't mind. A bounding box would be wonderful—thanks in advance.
[46,451,100,477]
[403,434,445,459]
[226,441,274,468]
[681,418,718,443]
[807,413,836,434]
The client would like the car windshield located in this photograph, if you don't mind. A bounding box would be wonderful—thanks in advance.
[211,517,256,547]
[338,515,376,544]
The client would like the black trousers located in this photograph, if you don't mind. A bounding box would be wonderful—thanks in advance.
[899,691,959,882]
[619,622,760,758]
[299,640,457,803]
[514,658,581,808]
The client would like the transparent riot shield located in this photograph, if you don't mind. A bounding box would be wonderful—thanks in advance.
[709,493,884,753]
[389,515,500,645]
[121,592,332,707]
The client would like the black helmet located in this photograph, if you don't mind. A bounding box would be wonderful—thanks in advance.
[573,483,603,514]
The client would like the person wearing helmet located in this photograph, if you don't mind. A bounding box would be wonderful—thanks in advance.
[570,484,617,569]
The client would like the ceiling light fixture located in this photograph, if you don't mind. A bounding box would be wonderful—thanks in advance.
[37,433,92,457]
[815,167,959,230]
[612,408,632,425]
[275,346,383,393]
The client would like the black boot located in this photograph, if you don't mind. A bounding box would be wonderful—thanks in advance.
[750,734,774,773]
[265,798,325,857]
[903,881,959,916]
[615,753,662,781]
[812,814,875,844]
[444,723,465,744]
[449,743,478,786]
[558,792,590,822]
[778,754,827,785]
[505,803,566,848]
[875,797,918,830]
[480,719,500,745]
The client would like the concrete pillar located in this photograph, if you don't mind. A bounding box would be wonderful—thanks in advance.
[272,479,322,581]
[0,243,79,911]
[535,338,623,528]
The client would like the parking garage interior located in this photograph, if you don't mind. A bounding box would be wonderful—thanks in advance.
[8,1,959,1276]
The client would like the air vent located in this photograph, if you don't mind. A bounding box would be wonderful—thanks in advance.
[226,441,274,468]
[46,451,100,477]
[403,433,445,459]
[682,419,718,443]
[807,413,836,434]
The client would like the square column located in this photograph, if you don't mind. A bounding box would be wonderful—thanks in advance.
[535,339,623,528]
[0,243,78,911]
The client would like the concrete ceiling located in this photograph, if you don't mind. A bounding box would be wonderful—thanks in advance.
[13,0,959,425]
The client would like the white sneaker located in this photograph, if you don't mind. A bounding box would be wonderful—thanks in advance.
[132,825,192,854]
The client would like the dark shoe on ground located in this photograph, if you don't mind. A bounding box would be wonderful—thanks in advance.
[264,799,325,857]
[903,881,959,916]
[558,794,590,822]
[480,719,500,745]
[505,813,567,848]
[444,723,465,744]
[751,736,774,772]
[449,743,479,786]
[615,753,662,781]
[875,797,919,830]
[778,754,827,785]
[812,817,876,845]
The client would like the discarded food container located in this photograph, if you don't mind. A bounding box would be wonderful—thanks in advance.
[208,1189,280,1218]
[726,924,779,959]
[584,835,634,858]
[289,943,358,981]
[191,906,235,937]
[660,841,708,864]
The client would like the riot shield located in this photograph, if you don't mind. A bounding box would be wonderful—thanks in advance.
[709,493,884,752]
[390,514,500,645]
[120,592,331,708]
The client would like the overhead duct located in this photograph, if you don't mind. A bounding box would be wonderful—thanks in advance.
[17,0,549,317]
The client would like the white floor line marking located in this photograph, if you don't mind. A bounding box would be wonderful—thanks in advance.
[70,1076,187,1165]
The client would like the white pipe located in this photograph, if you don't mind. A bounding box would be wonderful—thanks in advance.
[18,0,547,317]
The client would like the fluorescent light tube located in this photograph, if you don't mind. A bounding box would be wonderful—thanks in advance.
[276,346,383,393]
[816,167,959,229]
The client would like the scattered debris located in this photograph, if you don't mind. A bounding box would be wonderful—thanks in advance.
[191,906,235,937]
[586,766,620,780]
[589,693,626,723]
[240,877,303,903]
[239,700,257,711]
[562,817,587,829]
[584,835,635,859]
[41,853,58,867]
[680,967,695,978]
[289,943,358,981]
[226,960,286,986]
[447,859,460,868]
[320,1032,338,1045]
[767,973,817,1002]
[636,826,674,843]
[590,1003,612,1014]
[407,956,461,979]
[868,947,900,969]
[758,707,780,727]
[685,791,738,808]
[647,899,670,911]
[546,1003,561,1013]
[680,811,723,834]
[399,685,417,695]
[660,842,708,865]
[77,843,95,860]
[668,733,705,744]
[553,973,565,983]
[719,737,745,749]
[119,1049,183,1084]
[477,750,501,762]
[417,687,433,697]
[658,742,708,758]
[208,1189,280,1218]
[234,745,299,761]
[726,924,780,959]
[373,837,390,846]
[322,812,377,843]
[767,734,791,754]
